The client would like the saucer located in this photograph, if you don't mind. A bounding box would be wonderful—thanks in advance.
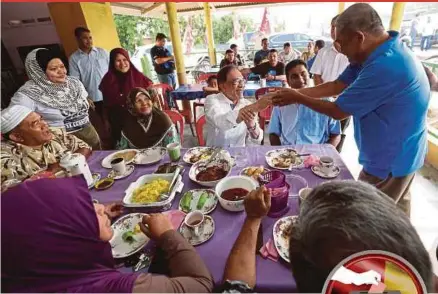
[108,165,135,180]
[179,215,215,246]
[88,173,101,189]
[311,165,340,179]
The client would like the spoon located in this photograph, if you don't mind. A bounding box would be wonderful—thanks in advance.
[159,166,182,201]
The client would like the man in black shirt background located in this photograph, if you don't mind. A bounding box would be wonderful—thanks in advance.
[230,44,245,67]
[150,33,176,89]
[242,49,286,81]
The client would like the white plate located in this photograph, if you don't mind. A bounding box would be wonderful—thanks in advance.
[179,189,218,214]
[101,149,139,169]
[272,215,298,263]
[183,147,215,165]
[265,148,303,170]
[108,165,135,180]
[311,165,340,179]
[239,166,271,181]
[134,147,166,165]
[109,213,150,259]
[179,215,215,246]
[189,159,232,188]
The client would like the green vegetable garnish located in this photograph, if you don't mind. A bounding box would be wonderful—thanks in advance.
[181,191,193,212]
[196,192,208,210]
[122,231,136,244]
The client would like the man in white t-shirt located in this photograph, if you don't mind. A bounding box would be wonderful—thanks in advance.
[310,14,350,152]
[421,17,434,51]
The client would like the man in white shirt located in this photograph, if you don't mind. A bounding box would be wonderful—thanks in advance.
[310,15,350,152]
[69,27,109,119]
[279,42,300,65]
[204,65,269,147]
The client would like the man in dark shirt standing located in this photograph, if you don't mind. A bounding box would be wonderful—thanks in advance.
[150,33,176,89]
[242,49,286,81]
[253,38,270,66]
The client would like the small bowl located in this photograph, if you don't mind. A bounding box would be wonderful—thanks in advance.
[95,177,114,191]
[215,176,259,212]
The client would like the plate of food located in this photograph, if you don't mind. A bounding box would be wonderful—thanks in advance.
[109,213,150,259]
[179,189,218,214]
[183,147,231,165]
[134,147,166,165]
[123,174,183,209]
[240,166,270,181]
[265,148,303,170]
[101,149,139,169]
[189,159,232,188]
[272,215,298,263]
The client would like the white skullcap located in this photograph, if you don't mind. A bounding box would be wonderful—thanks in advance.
[1,105,33,134]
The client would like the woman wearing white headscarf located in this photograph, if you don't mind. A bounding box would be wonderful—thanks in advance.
[10,48,100,150]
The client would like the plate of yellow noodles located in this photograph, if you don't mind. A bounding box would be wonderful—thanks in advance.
[123,174,182,208]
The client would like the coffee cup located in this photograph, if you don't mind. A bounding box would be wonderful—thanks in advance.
[319,156,334,175]
[110,157,126,175]
[298,187,313,208]
[167,142,181,162]
[184,210,204,237]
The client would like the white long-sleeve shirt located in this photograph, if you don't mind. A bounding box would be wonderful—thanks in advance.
[204,93,263,147]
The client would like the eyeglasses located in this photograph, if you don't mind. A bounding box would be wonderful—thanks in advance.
[231,78,246,86]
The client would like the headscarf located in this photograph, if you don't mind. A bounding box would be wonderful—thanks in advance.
[121,87,173,148]
[0,105,32,133]
[1,176,139,292]
[14,48,89,132]
[99,48,153,108]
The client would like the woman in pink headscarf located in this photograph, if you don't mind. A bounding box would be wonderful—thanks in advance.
[99,48,153,148]
[1,176,214,293]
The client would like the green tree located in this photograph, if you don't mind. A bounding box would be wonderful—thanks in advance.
[114,15,147,54]
[213,15,256,44]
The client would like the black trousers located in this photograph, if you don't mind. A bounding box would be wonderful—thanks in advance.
[107,106,124,149]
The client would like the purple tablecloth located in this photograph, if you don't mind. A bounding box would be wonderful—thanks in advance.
[170,81,283,100]
[89,144,354,292]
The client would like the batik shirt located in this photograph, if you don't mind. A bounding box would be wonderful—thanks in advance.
[1,129,89,186]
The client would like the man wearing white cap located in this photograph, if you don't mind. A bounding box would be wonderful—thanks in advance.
[1,105,91,187]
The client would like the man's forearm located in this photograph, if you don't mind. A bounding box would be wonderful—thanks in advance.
[274,75,286,81]
[155,57,173,64]
[297,94,350,120]
[298,80,346,99]
[223,218,261,288]
[75,148,92,159]
[327,134,341,148]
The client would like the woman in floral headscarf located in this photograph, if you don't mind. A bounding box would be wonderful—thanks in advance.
[118,87,179,149]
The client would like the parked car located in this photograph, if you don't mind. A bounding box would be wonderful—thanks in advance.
[268,32,332,52]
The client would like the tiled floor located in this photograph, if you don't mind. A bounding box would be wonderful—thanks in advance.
[182,118,438,274]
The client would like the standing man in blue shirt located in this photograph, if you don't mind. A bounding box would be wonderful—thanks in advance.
[272,3,430,216]
[69,27,109,121]
[151,33,176,90]
[269,59,340,147]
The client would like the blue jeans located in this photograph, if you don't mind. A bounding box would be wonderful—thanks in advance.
[157,72,176,89]
[421,35,432,51]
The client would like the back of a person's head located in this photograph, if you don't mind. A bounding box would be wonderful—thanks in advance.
[289,180,433,292]
[315,39,325,50]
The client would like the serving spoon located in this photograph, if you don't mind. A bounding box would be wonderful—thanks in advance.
[158,166,182,201]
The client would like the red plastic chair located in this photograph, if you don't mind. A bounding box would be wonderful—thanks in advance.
[164,110,184,144]
[195,115,206,146]
[151,83,195,136]
[197,73,216,84]
[149,83,173,110]
[193,102,205,128]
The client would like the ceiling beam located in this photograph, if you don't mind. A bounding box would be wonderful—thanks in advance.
[141,2,165,14]
[111,2,142,11]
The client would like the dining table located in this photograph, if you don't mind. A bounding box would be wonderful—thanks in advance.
[88,144,354,292]
[170,80,283,101]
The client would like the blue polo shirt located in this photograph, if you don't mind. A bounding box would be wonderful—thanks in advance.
[335,31,430,179]
[269,104,341,145]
